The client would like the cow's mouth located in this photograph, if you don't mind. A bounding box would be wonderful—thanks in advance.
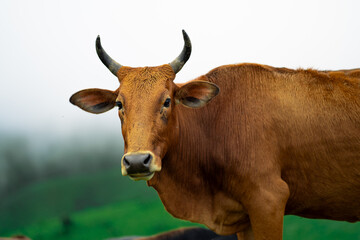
[128,172,155,181]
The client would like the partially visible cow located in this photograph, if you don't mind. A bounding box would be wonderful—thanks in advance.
[0,236,31,240]
[70,30,360,240]
[107,227,237,240]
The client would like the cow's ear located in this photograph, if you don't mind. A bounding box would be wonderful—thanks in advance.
[70,88,117,114]
[175,81,219,108]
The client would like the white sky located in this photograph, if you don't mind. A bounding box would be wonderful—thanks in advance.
[1,0,360,139]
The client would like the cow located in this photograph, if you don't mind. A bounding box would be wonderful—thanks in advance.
[0,236,31,240]
[107,227,237,240]
[70,30,360,240]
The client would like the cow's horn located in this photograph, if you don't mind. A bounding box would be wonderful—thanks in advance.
[96,36,122,76]
[169,30,192,74]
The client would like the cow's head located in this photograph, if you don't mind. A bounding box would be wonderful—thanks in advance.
[70,31,219,181]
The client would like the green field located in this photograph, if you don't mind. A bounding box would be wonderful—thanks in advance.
[1,168,359,240]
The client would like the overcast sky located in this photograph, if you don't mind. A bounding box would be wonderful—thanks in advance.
[1,0,360,140]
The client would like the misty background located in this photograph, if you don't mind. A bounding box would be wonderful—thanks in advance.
[1,0,360,138]
[0,0,360,239]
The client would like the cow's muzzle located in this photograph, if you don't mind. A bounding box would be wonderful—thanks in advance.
[121,151,159,181]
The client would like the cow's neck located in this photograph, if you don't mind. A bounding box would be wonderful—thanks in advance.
[147,104,248,232]
[164,105,213,186]
[147,105,219,220]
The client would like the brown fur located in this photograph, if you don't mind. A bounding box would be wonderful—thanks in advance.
[71,63,360,240]
[0,236,31,240]
[109,227,237,240]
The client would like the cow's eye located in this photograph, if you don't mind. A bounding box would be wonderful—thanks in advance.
[116,101,123,109]
[164,98,171,108]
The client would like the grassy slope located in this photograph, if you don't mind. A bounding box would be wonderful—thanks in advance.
[7,202,360,240]
[284,216,360,240]
[8,198,198,240]
[1,168,359,240]
[0,168,157,232]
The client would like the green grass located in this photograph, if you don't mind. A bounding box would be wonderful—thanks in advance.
[7,198,198,240]
[5,203,360,240]
[0,168,158,233]
[284,216,360,240]
[1,168,359,240]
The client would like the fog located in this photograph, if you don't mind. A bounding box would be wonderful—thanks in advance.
[1,0,360,141]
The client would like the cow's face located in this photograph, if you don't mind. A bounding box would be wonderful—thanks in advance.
[70,31,219,181]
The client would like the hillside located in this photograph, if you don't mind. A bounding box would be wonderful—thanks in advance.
[1,168,359,240]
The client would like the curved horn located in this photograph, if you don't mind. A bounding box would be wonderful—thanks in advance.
[96,36,122,76]
[169,30,192,74]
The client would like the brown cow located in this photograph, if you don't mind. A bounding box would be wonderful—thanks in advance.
[107,227,237,240]
[0,236,31,240]
[70,31,360,240]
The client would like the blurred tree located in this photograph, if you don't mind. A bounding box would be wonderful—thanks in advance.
[0,132,123,198]
[0,137,37,197]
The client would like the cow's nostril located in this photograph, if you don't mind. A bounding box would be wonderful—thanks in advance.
[123,157,130,169]
[143,154,151,167]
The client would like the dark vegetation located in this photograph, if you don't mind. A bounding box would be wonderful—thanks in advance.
[0,132,359,239]
[0,133,121,198]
